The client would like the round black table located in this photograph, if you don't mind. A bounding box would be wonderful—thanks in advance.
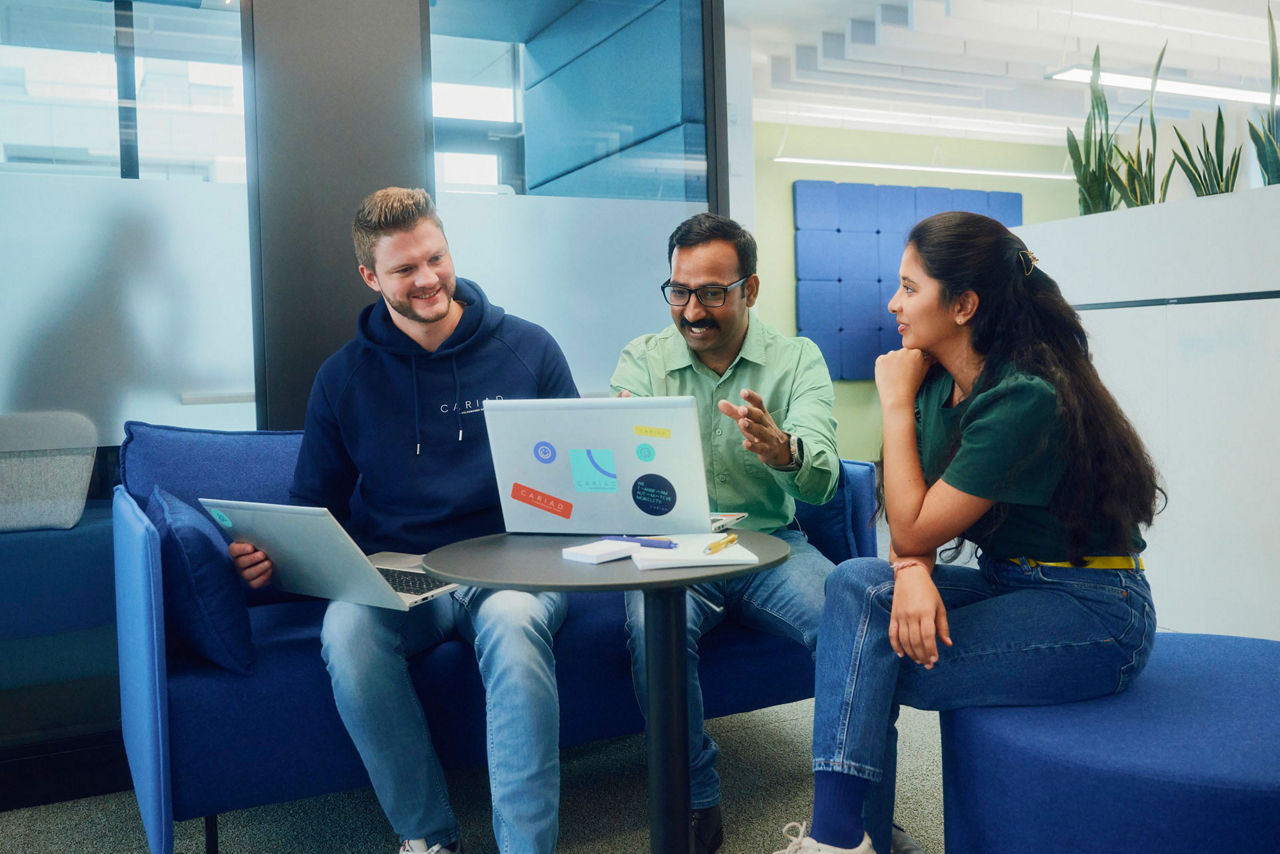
[422,530,790,854]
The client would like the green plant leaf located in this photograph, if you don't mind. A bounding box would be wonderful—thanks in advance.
[1159,160,1175,202]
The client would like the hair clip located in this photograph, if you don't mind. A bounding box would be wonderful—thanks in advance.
[1019,250,1038,276]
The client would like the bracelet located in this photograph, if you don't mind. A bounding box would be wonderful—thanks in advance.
[892,559,928,576]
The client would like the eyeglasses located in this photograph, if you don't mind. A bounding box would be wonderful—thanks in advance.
[660,277,747,307]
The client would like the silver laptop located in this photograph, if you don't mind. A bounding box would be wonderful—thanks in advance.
[483,396,716,535]
[198,498,458,611]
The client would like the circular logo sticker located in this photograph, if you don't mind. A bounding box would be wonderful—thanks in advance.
[632,474,677,516]
[636,443,656,462]
[533,441,556,464]
[210,508,233,528]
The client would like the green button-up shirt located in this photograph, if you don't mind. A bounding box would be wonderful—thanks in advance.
[609,312,839,533]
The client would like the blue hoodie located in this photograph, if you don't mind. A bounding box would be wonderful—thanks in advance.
[290,278,578,554]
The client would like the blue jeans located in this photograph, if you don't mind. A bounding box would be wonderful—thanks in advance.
[320,587,566,853]
[814,555,1156,852]
[624,528,834,810]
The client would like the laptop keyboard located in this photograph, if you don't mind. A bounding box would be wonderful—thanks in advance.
[377,567,452,597]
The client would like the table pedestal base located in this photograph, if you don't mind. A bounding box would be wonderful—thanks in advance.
[644,586,691,854]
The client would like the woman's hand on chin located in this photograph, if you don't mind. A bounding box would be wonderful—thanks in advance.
[875,347,933,409]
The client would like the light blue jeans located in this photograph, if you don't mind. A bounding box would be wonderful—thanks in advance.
[814,555,1156,853]
[320,587,566,853]
[624,528,835,810]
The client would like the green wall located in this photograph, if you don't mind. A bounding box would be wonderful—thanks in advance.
[750,121,1078,461]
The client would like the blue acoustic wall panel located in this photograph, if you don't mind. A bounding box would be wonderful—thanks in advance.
[915,186,952,222]
[988,191,1023,227]
[794,180,838,230]
[876,185,916,234]
[794,180,1022,381]
[796,231,841,281]
[952,189,989,216]
[836,182,877,231]
[796,280,841,333]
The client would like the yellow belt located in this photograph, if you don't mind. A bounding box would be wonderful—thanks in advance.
[1027,556,1144,571]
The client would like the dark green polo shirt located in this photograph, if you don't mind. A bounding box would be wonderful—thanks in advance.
[916,364,1144,560]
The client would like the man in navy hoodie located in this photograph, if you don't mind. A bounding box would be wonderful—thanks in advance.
[231,187,578,854]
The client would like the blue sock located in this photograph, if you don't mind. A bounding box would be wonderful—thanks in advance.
[810,770,869,849]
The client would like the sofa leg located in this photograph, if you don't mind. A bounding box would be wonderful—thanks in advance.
[204,814,219,854]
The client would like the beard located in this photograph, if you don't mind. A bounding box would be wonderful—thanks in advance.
[385,280,456,325]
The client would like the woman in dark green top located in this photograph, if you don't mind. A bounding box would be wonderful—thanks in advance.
[774,212,1160,854]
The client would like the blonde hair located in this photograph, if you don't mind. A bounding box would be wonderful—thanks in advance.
[352,187,443,271]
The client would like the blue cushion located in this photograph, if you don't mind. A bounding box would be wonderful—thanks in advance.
[120,421,303,509]
[145,486,255,674]
[941,632,1280,854]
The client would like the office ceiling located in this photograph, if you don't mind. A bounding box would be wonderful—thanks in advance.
[727,0,1278,143]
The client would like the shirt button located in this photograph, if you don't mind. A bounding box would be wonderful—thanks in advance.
[714,428,722,436]
[717,474,728,483]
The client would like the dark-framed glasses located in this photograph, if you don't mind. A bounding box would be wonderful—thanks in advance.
[661,277,747,307]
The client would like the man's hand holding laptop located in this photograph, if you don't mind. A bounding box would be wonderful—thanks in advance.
[229,541,273,589]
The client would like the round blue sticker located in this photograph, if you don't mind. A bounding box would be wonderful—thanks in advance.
[636,443,656,462]
[210,508,233,528]
[533,441,556,464]
[632,474,677,516]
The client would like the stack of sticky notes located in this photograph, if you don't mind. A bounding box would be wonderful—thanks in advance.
[561,539,641,564]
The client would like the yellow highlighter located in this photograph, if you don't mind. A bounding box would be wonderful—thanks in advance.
[703,533,738,555]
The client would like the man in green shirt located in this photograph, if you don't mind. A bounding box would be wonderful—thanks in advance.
[610,212,840,854]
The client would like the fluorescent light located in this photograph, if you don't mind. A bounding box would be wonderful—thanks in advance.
[771,156,1075,181]
[1050,67,1271,106]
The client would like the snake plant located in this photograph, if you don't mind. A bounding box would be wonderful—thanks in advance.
[1067,47,1120,215]
[1172,107,1243,196]
[1109,44,1175,207]
[1248,4,1280,185]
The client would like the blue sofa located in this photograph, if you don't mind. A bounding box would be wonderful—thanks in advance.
[112,421,876,854]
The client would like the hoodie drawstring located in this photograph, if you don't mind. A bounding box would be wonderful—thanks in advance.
[451,357,463,441]
[411,358,422,455]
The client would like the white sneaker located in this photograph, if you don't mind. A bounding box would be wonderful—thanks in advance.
[400,840,461,853]
[771,822,877,854]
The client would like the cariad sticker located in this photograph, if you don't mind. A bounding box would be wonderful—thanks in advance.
[635,425,671,439]
[511,482,573,519]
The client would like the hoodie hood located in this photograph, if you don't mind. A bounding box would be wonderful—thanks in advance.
[355,277,505,448]
[356,276,504,357]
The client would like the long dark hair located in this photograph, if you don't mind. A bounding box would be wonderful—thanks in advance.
[908,211,1162,562]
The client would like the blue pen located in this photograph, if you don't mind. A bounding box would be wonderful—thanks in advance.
[600,535,678,549]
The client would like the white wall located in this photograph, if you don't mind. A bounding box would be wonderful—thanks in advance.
[1016,185,1280,641]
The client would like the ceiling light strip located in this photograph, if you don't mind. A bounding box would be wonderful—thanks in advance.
[1051,68,1271,106]
[771,156,1075,181]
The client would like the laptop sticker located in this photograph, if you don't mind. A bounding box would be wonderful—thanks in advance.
[635,443,656,462]
[634,425,672,439]
[632,474,676,516]
[533,441,556,464]
[210,508,233,528]
[512,482,573,519]
[570,449,617,493]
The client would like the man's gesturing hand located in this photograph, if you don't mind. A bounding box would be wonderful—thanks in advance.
[716,388,792,468]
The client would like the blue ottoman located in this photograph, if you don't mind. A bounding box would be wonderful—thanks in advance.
[939,632,1280,853]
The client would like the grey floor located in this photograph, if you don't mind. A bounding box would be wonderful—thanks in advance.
[0,701,943,854]
[2,520,947,854]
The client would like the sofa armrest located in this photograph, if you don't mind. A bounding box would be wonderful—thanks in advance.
[113,485,174,854]
[794,459,878,564]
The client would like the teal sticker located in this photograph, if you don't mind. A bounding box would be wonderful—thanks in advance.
[570,448,617,493]
[211,508,233,528]
[636,443,656,462]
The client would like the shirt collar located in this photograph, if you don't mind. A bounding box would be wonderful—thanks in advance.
[658,310,767,376]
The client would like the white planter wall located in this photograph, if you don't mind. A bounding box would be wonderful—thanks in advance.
[1016,186,1280,641]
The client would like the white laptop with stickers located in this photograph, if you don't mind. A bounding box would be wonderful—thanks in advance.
[484,396,727,535]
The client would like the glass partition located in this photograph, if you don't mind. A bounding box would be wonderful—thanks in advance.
[1,0,254,447]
